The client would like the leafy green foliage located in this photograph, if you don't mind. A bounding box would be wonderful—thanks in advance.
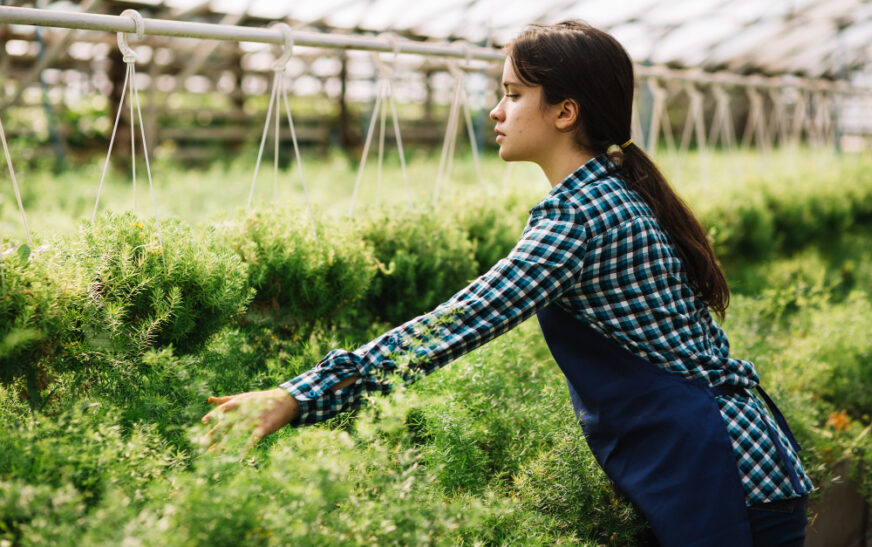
[452,188,531,274]
[0,239,83,405]
[514,418,651,545]
[213,209,376,339]
[355,204,479,327]
[1,151,872,543]
[61,211,254,357]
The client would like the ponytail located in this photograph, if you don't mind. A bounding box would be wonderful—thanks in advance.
[614,143,729,317]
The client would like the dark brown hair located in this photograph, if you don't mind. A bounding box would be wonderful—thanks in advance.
[507,20,729,317]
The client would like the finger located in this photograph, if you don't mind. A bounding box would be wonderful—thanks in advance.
[219,400,239,413]
[202,400,242,424]
[208,395,235,406]
[245,432,261,454]
[201,407,223,423]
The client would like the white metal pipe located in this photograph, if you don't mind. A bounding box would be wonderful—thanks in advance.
[2,6,868,96]
[635,65,854,94]
[0,6,504,62]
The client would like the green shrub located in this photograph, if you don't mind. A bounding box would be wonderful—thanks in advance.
[59,211,253,358]
[214,209,376,339]
[452,188,532,274]
[513,416,651,545]
[355,204,478,327]
[0,239,85,406]
[697,162,872,263]
[0,402,181,545]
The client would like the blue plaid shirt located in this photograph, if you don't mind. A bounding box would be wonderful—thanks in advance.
[281,153,814,506]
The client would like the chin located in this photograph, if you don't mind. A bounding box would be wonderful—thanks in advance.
[498,147,518,162]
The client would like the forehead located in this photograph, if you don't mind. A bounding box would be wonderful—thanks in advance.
[501,57,517,83]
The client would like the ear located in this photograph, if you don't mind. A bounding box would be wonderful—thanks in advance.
[554,98,579,131]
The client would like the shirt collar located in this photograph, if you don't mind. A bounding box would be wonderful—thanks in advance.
[537,153,620,203]
[527,154,622,215]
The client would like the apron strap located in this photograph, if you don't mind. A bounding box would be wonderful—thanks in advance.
[712,383,805,493]
[754,386,801,453]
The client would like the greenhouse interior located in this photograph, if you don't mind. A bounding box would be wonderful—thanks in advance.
[1,0,872,545]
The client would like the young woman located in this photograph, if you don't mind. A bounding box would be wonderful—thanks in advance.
[203,21,814,546]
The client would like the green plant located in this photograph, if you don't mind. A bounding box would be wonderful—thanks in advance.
[61,211,254,358]
[355,204,479,327]
[213,208,377,340]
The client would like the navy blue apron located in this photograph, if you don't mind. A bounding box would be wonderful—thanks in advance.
[537,302,768,546]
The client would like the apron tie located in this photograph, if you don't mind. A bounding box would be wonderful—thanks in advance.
[712,383,804,492]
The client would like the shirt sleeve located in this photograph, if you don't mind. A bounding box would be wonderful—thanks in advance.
[279,202,589,425]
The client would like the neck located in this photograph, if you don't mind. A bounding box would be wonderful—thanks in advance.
[538,145,594,188]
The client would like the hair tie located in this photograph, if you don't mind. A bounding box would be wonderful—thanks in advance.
[606,139,630,168]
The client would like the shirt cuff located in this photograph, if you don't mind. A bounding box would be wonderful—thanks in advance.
[279,358,364,426]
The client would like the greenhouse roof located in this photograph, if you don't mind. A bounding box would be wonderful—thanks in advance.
[7,0,872,80]
[153,0,872,79]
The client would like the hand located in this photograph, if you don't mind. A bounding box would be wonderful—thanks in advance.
[200,388,300,451]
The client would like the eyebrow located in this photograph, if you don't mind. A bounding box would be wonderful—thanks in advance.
[502,80,522,88]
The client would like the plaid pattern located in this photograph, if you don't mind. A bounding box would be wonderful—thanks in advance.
[281,153,814,506]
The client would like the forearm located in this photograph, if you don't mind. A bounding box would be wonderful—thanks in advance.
[281,205,588,426]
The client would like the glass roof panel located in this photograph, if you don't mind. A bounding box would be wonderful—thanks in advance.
[559,0,661,29]
[358,0,422,30]
[801,0,865,20]
[35,0,872,79]
[703,19,786,66]
[287,0,364,24]
[750,21,836,69]
[643,0,728,27]
[323,0,373,29]
[389,1,469,30]
[608,21,658,61]
[648,17,744,66]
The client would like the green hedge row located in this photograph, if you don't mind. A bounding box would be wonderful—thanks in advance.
[2,276,871,545]
[695,160,872,261]
[3,163,872,408]
[1,161,872,544]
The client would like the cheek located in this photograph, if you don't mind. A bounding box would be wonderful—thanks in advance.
[509,109,531,134]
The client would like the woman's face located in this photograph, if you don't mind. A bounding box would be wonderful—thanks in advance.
[489,57,560,163]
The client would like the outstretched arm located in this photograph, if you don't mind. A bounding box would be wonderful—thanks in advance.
[202,201,588,438]
[281,203,589,425]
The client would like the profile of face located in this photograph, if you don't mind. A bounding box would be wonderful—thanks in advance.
[489,57,575,164]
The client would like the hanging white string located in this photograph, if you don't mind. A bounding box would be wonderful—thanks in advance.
[246,71,279,211]
[450,43,485,190]
[347,81,384,217]
[386,79,413,210]
[432,65,464,205]
[444,77,461,195]
[273,66,280,205]
[376,72,387,207]
[247,23,317,239]
[380,33,413,211]
[92,62,130,222]
[433,49,488,205]
[279,84,317,239]
[130,66,136,211]
[91,10,164,255]
[347,34,413,216]
[502,161,514,186]
[131,61,164,256]
[460,86,486,189]
[0,115,32,246]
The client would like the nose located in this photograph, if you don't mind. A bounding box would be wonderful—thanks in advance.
[490,100,503,122]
